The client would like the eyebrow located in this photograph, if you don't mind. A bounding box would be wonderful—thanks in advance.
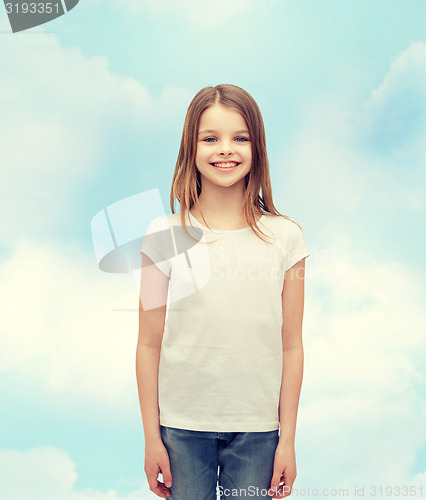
[198,129,249,135]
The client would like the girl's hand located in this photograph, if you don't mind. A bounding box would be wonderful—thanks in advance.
[144,439,173,499]
[268,441,297,498]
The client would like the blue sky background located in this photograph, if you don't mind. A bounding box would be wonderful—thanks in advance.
[0,1,425,499]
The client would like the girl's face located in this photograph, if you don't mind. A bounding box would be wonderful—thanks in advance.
[195,103,252,190]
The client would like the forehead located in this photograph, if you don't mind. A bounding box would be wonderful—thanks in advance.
[198,103,248,132]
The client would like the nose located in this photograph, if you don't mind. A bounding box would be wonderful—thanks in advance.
[218,139,234,156]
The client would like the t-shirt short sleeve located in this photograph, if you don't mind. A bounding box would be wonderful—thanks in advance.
[140,216,172,278]
[285,221,310,271]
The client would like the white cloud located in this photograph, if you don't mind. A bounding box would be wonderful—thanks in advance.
[0,447,76,500]
[278,45,426,219]
[0,235,141,409]
[357,41,426,172]
[0,32,192,244]
[299,258,425,487]
[0,446,153,500]
[365,41,426,112]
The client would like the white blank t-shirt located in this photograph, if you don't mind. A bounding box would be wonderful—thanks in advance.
[140,210,310,432]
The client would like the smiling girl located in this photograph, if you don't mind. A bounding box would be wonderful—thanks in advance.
[137,84,310,499]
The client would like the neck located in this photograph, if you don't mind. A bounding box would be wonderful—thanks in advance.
[192,181,247,218]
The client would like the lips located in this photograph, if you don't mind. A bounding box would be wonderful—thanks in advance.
[209,162,241,167]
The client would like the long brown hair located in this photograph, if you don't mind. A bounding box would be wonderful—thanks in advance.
[170,83,299,244]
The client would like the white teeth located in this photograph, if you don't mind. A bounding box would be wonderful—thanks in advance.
[213,162,238,168]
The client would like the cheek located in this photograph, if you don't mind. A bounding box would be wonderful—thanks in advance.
[195,147,210,169]
[195,148,203,164]
[196,144,208,159]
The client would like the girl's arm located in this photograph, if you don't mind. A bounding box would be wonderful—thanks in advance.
[279,257,306,445]
[136,254,173,498]
[136,253,169,445]
[269,258,306,498]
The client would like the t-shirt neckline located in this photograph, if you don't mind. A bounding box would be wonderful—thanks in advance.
[186,210,265,234]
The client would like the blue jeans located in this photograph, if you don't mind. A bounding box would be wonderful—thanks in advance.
[160,425,279,500]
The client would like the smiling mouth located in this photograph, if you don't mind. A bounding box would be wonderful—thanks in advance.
[210,162,241,169]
